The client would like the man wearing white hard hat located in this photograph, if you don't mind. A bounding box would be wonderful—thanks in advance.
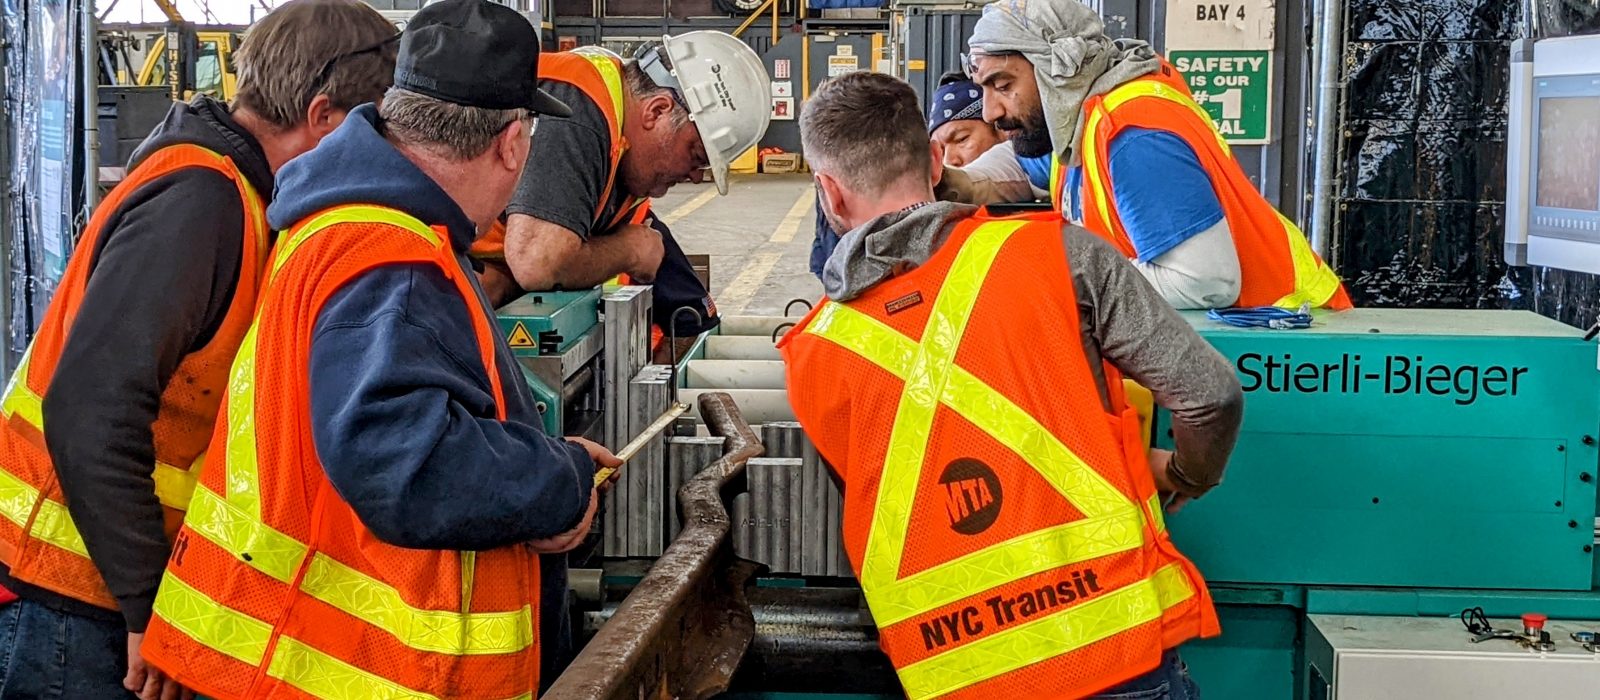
[474,32,771,358]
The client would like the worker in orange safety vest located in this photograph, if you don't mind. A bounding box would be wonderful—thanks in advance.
[139,2,618,697]
[471,35,768,363]
[780,71,1245,700]
[0,2,397,698]
[952,0,1350,311]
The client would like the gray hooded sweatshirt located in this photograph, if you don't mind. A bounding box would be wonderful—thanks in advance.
[821,201,1243,495]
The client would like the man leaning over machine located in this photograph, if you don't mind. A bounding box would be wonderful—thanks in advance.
[950,0,1350,311]
[779,71,1245,700]
[475,33,771,361]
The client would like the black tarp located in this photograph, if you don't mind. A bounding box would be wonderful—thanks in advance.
[3,0,81,365]
[1336,0,1600,328]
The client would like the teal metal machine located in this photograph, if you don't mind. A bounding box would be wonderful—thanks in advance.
[494,288,605,437]
[1156,309,1600,699]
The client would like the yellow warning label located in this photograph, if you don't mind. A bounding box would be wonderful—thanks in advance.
[507,322,536,348]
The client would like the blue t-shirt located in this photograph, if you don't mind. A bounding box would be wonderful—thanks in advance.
[1017,153,1053,192]
[1066,127,1224,262]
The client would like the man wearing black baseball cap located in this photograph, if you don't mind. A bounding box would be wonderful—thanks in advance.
[138,1,620,696]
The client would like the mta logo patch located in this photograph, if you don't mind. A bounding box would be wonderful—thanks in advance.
[940,458,1003,535]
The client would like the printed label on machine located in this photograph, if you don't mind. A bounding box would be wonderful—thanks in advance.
[1235,353,1530,406]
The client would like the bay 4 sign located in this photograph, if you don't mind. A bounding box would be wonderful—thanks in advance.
[1170,49,1273,145]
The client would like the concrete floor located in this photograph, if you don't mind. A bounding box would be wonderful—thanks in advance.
[652,173,822,316]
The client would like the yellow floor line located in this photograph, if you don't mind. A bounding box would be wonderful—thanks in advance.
[716,251,785,316]
[767,186,817,244]
[659,187,721,226]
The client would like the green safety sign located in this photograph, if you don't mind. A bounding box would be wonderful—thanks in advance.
[1168,49,1273,145]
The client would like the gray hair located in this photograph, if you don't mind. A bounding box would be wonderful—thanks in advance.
[379,87,528,160]
[800,72,929,198]
[622,58,691,128]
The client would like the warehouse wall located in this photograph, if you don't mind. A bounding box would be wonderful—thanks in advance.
[1332,0,1600,329]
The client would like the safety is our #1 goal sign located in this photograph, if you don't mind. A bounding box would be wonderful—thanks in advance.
[1168,50,1272,144]
[1164,0,1277,145]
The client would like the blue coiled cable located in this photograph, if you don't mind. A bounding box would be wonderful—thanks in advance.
[1205,303,1314,330]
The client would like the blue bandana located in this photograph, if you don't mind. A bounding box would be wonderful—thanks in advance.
[927,80,985,134]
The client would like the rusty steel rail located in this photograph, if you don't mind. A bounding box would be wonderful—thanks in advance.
[546,392,765,700]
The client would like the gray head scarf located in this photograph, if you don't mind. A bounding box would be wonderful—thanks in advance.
[968,0,1160,160]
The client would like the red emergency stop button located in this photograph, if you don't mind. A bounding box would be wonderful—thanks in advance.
[1522,613,1548,631]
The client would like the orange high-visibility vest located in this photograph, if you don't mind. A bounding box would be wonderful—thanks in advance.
[0,143,267,609]
[141,205,543,700]
[472,51,651,262]
[1052,62,1351,310]
[779,213,1218,700]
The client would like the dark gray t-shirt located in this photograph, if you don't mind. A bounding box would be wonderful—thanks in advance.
[506,79,634,240]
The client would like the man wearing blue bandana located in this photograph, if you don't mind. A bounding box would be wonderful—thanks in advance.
[812,72,1051,280]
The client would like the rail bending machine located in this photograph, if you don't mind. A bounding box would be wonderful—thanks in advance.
[496,282,1600,699]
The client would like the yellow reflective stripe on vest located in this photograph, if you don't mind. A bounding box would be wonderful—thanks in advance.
[577,52,626,137]
[153,570,273,664]
[1148,493,1166,534]
[896,563,1196,700]
[152,458,201,511]
[1269,210,1344,309]
[302,552,533,656]
[274,206,444,275]
[267,637,533,700]
[187,487,306,582]
[1048,152,1063,213]
[0,468,88,556]
[1082,80,1342,308]
[221,322,264,519]
[183,487,534,655]
[805,221,1145,626]
[0,346,42,431]
[154,571,533,700]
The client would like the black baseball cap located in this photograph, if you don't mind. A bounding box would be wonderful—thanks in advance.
[394,0,570,117]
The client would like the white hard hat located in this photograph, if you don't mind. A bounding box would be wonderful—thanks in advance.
[640,31,772,195]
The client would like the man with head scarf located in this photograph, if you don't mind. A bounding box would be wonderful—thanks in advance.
[962,0,1350,310]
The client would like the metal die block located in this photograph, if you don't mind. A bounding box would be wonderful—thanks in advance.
[626,364,672,557]
[666,436,725,542]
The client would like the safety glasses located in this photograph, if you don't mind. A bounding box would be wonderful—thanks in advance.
[307,32,400,99]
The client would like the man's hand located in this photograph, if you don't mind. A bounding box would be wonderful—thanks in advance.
[617,223,665,283]
[1146,449,1191,514]
[528,488,599,553]
[125,633,195,700]
[567,436,622,493]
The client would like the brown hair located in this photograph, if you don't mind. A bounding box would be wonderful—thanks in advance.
[233,0,398,129]
[800,71,930,198]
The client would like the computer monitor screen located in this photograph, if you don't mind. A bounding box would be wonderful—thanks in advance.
[1535,96,1600,211]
